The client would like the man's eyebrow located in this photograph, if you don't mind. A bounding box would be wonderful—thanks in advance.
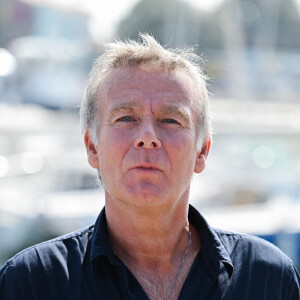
[109,102,137,116]
[159,105,191,122]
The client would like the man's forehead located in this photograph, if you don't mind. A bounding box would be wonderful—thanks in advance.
[97,66,199,107]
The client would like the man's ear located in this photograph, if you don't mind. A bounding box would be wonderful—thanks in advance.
[84,130,99,169]
[194,138,211,174]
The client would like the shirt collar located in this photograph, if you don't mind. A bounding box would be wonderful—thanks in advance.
[90,207,123,266]
[188,204,234,278]
[90,204,234,277]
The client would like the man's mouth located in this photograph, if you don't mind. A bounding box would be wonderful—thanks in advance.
[131,164,162,171]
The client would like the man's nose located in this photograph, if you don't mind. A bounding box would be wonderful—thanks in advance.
[134,120,161,149]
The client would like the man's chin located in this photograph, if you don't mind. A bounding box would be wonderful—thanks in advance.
[122,184,168,206]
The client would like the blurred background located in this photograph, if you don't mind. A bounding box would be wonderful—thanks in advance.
[0,0,300,271]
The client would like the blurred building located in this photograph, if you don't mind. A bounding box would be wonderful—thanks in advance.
[0,0,32,47]
[0,0,89,44]
[0,0,95,108]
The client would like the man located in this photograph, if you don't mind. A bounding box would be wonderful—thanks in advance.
[0,34,299,299]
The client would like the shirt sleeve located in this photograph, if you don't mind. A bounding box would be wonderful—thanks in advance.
[286,263,300,300]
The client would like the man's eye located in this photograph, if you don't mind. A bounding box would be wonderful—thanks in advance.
[162,118,179,124]
[117,116,135,122]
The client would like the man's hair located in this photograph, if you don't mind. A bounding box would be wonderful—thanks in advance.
[80,33,211,149]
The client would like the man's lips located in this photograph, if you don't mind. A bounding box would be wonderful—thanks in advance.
[130,164,163,171]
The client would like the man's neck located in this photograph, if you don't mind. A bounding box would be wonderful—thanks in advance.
[104,190,199,271]
[104,191,202,300]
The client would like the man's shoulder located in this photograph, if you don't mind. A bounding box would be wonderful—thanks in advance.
[1,225,94,274]
[210,228,300,298]
[213,227,289,257]
[212,227,295,272]
[0,225,96,299]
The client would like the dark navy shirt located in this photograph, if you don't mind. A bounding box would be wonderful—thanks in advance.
[0,205,299,299]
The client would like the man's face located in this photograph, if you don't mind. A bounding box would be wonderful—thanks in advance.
[85,66,210,207]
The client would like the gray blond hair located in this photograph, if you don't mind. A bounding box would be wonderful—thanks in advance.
[80,33,211,149]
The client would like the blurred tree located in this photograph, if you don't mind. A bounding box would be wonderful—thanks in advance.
[116,0,224,51]
[276,0,300,49]
[116,0,300,51]
[216,0,300,50]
